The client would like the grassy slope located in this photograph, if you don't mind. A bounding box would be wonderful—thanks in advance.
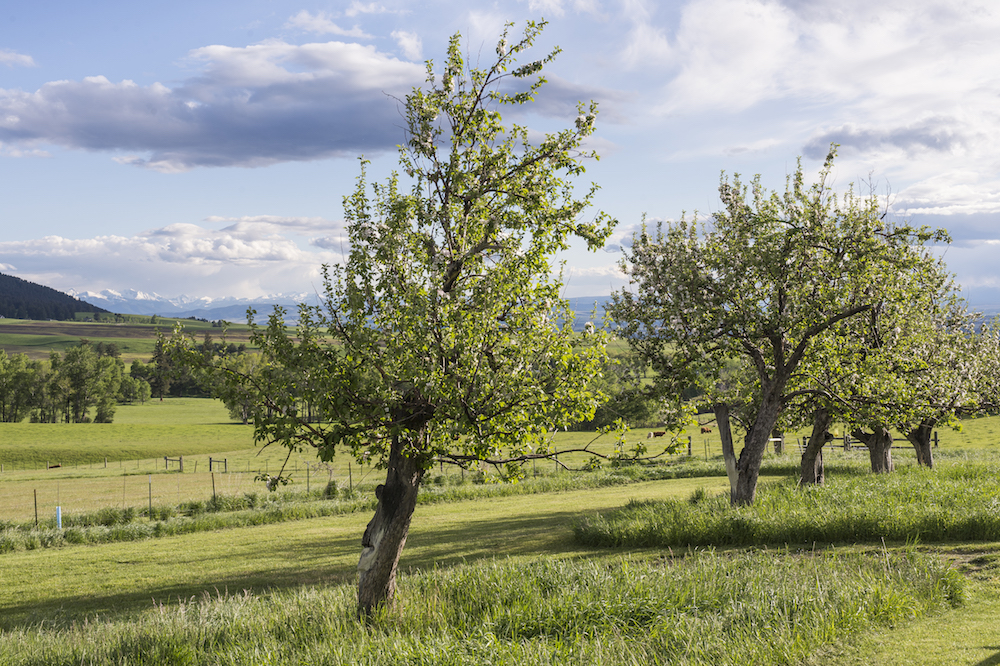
[0,477,731,627]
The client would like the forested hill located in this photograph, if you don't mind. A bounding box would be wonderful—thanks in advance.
[0,273,109,320]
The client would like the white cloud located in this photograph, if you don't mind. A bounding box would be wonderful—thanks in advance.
[344,1,394,17]
[0,221,346,299]
[0,41,424,170]
[648,0,1000,117]
[561,263,627,297]
[0,50,35,68]
[392,31,423,61]
[619,0,673,68]
[284,11,372,38]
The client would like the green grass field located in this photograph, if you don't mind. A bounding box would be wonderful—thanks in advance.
[3,398,1000,664]
[0,318,254,360]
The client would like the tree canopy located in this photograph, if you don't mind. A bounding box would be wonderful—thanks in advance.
[172,21,615,614]
[610,149,948,504]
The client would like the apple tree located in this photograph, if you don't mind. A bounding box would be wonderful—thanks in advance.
[173,22,615,614]
[610,150,946,504]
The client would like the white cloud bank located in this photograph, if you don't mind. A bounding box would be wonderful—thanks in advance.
[0,218,348,299]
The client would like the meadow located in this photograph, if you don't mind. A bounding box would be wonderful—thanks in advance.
[2,398,1000,664]
[0,318,254,361]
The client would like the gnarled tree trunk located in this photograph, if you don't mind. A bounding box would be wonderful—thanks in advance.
[800,407,833,485]
[715,403,738,500]
[357,432,426,615]
[733,390,784,505]
[852,427,894,473]
[906,418,935,469]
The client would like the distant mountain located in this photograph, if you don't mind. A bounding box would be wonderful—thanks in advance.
[71,288,323,322]
[0,273,110,320]
[73,288,612,330]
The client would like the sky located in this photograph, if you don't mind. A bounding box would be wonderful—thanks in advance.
[1,0,999,307]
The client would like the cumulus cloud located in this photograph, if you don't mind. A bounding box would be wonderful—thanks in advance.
[345,2,398,16]
[0,50,36,68]
[284,11,372,38]
[0,220,347,299]
[392,31,423,61]
[561,263,628,296]
[0,40,424,170]
[651,0,1000,116]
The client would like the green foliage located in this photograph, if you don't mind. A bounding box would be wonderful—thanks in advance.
[0,342,151,423]
[611,148,949,501]
[172,21,615,478]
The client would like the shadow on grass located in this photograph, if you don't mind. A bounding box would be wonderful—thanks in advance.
[0,504,605,631]
[974,649,1000,666]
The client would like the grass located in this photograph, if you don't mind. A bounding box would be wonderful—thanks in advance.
[574,460,1000,549]
[0,550,962,666]
[0,478,728,627]
[0,319,254,361]
[4,401,1000,663]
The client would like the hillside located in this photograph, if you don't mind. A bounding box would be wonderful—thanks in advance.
[0,273,109,321]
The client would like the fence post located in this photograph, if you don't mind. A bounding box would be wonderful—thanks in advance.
[687,436,692,456]
[179,456,184,473]
[212,472,217,500]
[34,489,38,527]
[933,431,939,448]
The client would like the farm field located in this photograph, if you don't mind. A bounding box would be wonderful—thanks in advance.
[0,317,254,361]
[3,398,1000,664]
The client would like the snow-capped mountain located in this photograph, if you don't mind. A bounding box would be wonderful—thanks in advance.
[69,288,322,321]
[68,288,611,329]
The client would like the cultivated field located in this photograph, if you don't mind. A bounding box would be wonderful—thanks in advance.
[0,318,254,360]
[2,398,1000,664]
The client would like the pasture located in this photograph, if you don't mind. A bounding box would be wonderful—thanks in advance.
[0,317,254,361]
[3,398,1000,664]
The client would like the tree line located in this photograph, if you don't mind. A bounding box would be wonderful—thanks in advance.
[0,336,248,423]
[0,342,149,423]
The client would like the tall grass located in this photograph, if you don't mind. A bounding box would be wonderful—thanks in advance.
[575,461,1000,548]
[0,551,962,665]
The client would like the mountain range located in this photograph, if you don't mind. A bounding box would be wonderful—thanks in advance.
[70,288,611,328]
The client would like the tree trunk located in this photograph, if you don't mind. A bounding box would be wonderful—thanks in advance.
[799,407,833,485]
[733,390,784,505]
[852,427,894,473]
[714,404,738,499]
[905,418,935,469]
[357,433,426,615]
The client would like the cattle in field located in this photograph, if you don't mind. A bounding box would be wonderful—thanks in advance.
[646,431,667,438]
[700,426,712,434]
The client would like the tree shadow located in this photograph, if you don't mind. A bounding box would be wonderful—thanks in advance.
[0,502,610,631]
[973,649,1000,666]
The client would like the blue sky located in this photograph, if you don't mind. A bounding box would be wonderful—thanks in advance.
[1,0,999,306]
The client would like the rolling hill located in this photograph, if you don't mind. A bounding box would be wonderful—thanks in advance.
[0,273,109,321]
